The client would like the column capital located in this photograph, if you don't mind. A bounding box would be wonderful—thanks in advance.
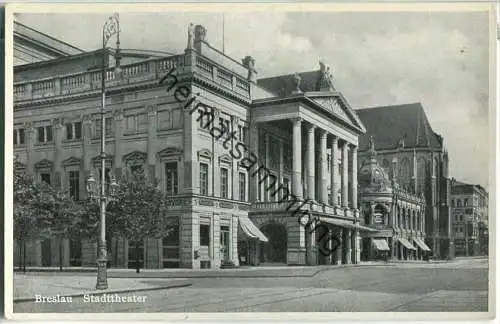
[318,128,328,137]
[146,104,158,117]
[331,134,339,143]
[83,114,93,124]
[53,117,63,128]
[290,117,303,125]
[231,115,240,125]
[306,123,316,132]
[350,144,358,152]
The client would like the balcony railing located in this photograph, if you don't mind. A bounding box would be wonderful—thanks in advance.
[14,53,251,102]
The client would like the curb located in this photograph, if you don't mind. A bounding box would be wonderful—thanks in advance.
[14,263,399,279]
[13,281,192,303]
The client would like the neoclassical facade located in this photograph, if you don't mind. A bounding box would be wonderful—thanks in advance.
[14,24,377,269]
[358,140,429,261]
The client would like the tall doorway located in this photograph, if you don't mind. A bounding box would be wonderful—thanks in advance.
[259,223,287,264]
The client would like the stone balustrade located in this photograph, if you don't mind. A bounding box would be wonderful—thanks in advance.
[14,54,251,102]
[251,200,357,219]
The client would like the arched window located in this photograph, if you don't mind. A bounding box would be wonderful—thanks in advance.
[416,157,427,194]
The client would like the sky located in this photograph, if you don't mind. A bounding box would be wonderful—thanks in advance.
[15,10,492,189]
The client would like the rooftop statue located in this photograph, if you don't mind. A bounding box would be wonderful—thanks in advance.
[186,23,194,50]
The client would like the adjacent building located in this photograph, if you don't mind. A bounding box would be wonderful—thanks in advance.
[356,104,454,260]
[451,181,489,256]
[14,24,375,269]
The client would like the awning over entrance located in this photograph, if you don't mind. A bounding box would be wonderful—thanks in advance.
[239,216,268,242]
[372,239,390,251]
[319,217,378,233]
[413,238,431,252]
[398,237,417,250]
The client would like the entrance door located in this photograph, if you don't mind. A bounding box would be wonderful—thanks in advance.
[259,224,287,264]
[220,226,230,262]
[128,240,144,269]
[41,239,51,266]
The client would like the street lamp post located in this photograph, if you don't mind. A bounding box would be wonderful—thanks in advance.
[86,13,121,290]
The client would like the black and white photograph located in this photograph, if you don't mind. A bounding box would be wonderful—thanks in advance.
[5,2,497,320]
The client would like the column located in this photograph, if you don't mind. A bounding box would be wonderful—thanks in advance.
[147,105,157,179]
[351,146,358,209]
[53,118,63,187]
[336,228,342,265]
[306,124,316,201]
[352,229,360,264]
[306,225,316,265]
[231,116,240,200]
[341,142,349,208]
[291,118,303,199]
[212,214,221,269]
[231,215,239,266]
[279,140,284,200]
[113,109,124,177]
[344,228,351,264]
[319,130,328,203]
[249,122,260,202]
[183,105,198,194]
[330,136,338,206]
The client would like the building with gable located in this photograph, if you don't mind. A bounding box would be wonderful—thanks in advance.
[356,104,454,260]
[14,24,377,269]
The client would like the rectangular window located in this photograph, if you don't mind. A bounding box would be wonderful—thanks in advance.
[126,115,136,131]
[130,165,143,175]
[243,127,248,144]
[165,162,178,195]
[74,122,82,139]
[239,172,246,201]
[37,127,45,143]
[200,163,209,196]
[18,128,25,144]
[238,125,243,142]
[66,123,73,140]
[172,109,182,128]
[220,168,229,198]
[13,129,18,145]
[46,125,53,142]
[96,117,113,137]
[69,171,80,201]
[200,224,210,246]
[137,113,148,132]
[41,173,51,185]
[158,110,171,130]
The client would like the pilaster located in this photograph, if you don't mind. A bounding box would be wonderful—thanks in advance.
[351,145,358,210]
[147,104,158,179]
[113,108,124,177]
[344,228,351,264]
[231,116,240,200]
[53,118,64,187]
[249,122,260,202]
[24,122,35,176]
[231,215,239,266]
[183,101,198,194]
[82,115,93,199]
[180,212,200,269]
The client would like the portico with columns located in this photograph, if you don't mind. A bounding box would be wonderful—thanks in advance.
[248,86,374,266]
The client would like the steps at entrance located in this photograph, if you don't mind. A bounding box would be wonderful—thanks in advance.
[220,260,237,269]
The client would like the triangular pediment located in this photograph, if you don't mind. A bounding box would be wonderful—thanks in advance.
[123,151,147,163]
[307,93,366,133]
[62,156,82,167]
[158,147,183,158]
[35,159,53,169]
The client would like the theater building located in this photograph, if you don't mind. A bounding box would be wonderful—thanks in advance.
[356,104,454,260]
[14,24,380,269]
[358,139,429,261]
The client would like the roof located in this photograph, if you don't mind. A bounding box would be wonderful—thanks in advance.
[355,103,443,152]
[257,70,335,97]
[14,21,84,64]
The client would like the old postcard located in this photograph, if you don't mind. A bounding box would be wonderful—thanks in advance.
[4,2,497,321]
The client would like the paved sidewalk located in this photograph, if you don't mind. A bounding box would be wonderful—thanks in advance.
[13,258,461,279]
[14,263,393,279]
[14,274,191,303]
